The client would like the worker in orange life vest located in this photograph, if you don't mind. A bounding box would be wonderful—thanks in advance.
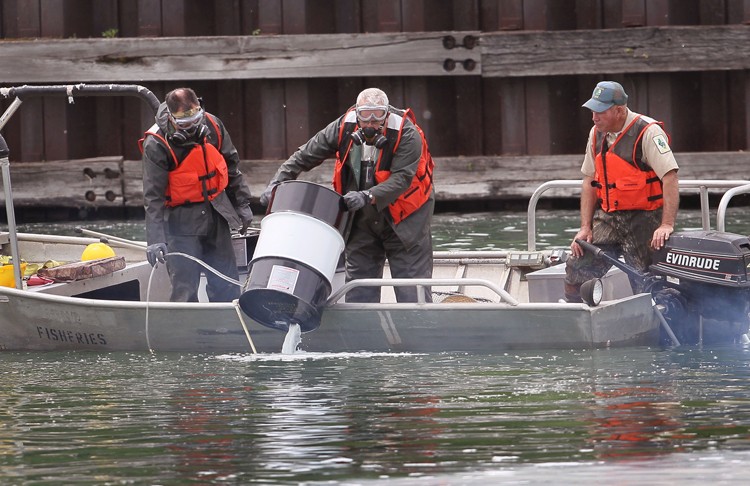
[141,88,254,302]
[259,88,435,303]
[565,81,679,302]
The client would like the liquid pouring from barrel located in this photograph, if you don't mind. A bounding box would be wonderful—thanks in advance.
[239,181,350,332]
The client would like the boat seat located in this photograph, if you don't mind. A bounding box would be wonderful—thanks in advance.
[381,257,512,304]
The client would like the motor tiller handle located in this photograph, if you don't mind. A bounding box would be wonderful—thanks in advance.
[574,239,645,284]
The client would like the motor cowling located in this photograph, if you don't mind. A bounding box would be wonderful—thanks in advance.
[650,230,750,343]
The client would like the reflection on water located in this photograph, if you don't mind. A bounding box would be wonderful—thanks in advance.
[1,348,750,484]
[432,209,577,250]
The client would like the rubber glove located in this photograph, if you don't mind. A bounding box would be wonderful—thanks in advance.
[146,243,167,266]
[259,181,280,207]
[237,205,254,235]
[343,191,370,211]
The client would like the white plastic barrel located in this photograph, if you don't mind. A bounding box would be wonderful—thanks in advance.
[239,181,351,333]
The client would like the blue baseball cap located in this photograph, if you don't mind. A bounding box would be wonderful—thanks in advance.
[582,81,628,112]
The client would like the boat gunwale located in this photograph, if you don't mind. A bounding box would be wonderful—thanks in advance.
[0,281,651,313]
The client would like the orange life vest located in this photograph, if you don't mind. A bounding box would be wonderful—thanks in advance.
[592,115,666,212]
[139,115,229,207]
[333,107,434,224]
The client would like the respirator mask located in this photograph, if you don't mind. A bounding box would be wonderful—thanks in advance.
[168,105,208,144]
[351,104,388,148]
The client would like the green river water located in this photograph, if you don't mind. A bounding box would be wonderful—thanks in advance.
[2,209,750,485]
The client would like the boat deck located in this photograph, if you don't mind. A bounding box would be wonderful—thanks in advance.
[8,236,635,306]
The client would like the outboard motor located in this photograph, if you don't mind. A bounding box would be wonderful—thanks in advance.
[239,181,351,333]
[650,230,750,344]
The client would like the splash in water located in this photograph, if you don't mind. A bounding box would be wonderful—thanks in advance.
[281,323,302,354]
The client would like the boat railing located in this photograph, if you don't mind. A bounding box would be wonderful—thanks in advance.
[527,179,750,251]
[1,84,160,289]
[0,84,159,131]
[716,183,750,232]
[326,278,520,306]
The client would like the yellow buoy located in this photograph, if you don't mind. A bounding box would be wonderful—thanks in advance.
[81,242,116,261]
[0,262,27,288]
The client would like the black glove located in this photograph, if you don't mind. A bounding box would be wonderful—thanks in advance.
[259,181,280,207]
[146,243,167,266]
[343,191,370,211]
[237,205,254,235]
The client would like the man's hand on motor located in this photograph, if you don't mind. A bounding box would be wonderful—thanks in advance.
[651,224,674,250]
[146,243,168,266]
[343,191,369,211]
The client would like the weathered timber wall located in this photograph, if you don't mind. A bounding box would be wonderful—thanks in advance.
[0,0,749,203]
[2,26,749,83]
[0,32,481,81]
[481,25,750,76]
[2,152,748,210]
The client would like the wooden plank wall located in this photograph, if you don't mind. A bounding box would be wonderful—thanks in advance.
[3,152,748,211]
[124,151,750,208]
[0,0,749,182]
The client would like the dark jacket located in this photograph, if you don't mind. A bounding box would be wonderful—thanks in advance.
[142,102,253,245]
[270,110,433,249]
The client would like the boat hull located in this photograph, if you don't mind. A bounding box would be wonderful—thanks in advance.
[0,286,659,353]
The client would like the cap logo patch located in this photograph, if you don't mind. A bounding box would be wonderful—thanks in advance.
[653,134,671,154]
[593,87,604,99]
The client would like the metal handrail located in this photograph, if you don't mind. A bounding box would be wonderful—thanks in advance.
[326,278,520,306]
[527,179,750,251]
[716,183,750,232]
[0,84,159,130]
[1,84,161,289]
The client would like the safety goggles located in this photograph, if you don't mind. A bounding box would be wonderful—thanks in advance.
[355,105,388,122]
[170,106,204,130]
